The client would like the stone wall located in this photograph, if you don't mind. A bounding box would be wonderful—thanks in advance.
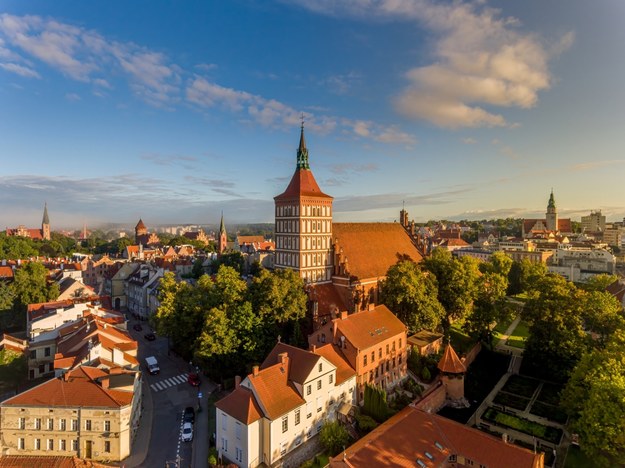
[414,380,446,413]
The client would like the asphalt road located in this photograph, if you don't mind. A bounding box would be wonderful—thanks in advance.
[129,322,206,468]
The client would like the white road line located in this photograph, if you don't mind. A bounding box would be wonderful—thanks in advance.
[155,381,166,391]
[173,375,186,384]
[150,384,158,392]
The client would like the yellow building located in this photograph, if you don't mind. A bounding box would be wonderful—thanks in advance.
[0,366,141,462]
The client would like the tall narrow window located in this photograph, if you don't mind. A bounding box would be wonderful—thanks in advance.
[281,415,288,433]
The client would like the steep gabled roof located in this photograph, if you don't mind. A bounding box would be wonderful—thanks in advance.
[313,343,355,385]
[261,342,321,384]
[215,385,263,425]
[247,362,305,420]
[438,344,466,374]
[332,223,423,280]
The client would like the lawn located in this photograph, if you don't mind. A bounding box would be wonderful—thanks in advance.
[505,320,530,349]
[535,382,562,406]
[502,375,540,399]
[492,315,517,346]
[482,407,562,444]
[493,391,530,411]
[449,323,477,354]
[529,401,568,424]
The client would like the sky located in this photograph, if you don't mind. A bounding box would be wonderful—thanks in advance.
[1,0,625,229]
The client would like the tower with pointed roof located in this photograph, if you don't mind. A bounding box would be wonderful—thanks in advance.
[438,343,467,402]
[545,190,558,232]
[41,203,50,241]
[135,219,147,244]
[218,212,228,254]
[274,124,333,283]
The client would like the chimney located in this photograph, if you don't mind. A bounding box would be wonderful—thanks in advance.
[63,371,70,382]
[252,365,259,377]
[277,352,289,367]
[368,303,376,312]
[100,377,110,390]
[235,375,241,389]
[311,344,316,353]
[340,311,348,320]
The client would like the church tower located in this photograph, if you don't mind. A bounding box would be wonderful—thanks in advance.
[545,190,558,232]
[274,124,333,284]
[41,203,51,241]
[218,212,228,254]
[135,219,147,244]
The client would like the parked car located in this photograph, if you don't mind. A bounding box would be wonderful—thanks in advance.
[187,373,200,387]
[133,323,143,331]
[144,332,156,341]
[183,406,195,424]
[181,422,193,442]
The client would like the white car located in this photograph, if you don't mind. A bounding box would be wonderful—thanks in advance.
[181,422,193,442]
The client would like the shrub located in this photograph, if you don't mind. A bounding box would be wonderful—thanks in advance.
[421,366,431,382]
[363,383,389,422]
[355,413,378,433]
[207,447,218,466]
[319,421,350,456]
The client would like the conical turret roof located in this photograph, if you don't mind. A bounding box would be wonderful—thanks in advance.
[135,219,146,230]
[438,343,466,374]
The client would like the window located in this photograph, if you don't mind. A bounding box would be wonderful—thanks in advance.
[44,347,51,357]
[18,418,25,429]
[236,447,243,462]
[47,439,53,450]
[104,420,110,432]
[104,441,111,453]
[399,338,402,349]
[71,419,78,431]
[379,348,382,359]
[369,371,373,382]
[317,380,322,390]
[59,419,66,431]
[85,420,92,431]
[371,351,375,362]
[29,350,36,359]
[329,374,333,385]
[221,437,228,452]
[18,438,24,450]
[59,439,66,451]
[280,441,287,455]
[318,363,322,372]
[363,355,367,366]
[71,440,78,451]
[47,418,54,430]
[295,410,301,425]
[39,364,45,373]
[34,439,41,450]
[281,415,288,433]
[466,459,474,466]
[222,414,227,431]
[235,422,242,440]
[386,344,389,355]
[306,385,311,395]
[35,418,42,430]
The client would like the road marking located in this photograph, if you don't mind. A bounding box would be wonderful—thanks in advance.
[150,373,188,393]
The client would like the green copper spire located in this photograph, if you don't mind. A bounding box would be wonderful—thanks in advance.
[219,211,226,234]
[42,203,50,225]
[548,190,556,209]
[296,123,310,170]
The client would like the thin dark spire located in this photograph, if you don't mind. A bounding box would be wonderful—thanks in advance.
[296,120,310,170]
[42,202,50,225]
[219,211,226,234]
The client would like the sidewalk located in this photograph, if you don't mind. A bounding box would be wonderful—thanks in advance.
[123,376,154,467]
[495,315,524,357]
[192,379,217,468]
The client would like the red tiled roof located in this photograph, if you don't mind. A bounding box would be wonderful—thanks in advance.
[237,235,265,245]
[0,456,112,467]
[440,238,470,247]
[335,305,406,351]
[215,386,263,424]
[261,342,320,384]
[438,344,466,374]
[274,168,333,200]
[2,367,134,408]
[27,300,74,322]
[332,223,423,280]
[0,266,13,279]
[309,283,348,318]
[313,343,355,385]
[331,406,544,468]
[248,362,305,420]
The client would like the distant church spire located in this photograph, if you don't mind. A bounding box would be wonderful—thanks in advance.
[218,211,227,254]
[296,119,310,170]
[548,189,556,210]
[42,203,50,225]
[41,203,51,241]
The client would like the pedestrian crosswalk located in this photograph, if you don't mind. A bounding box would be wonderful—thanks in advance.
[149,373,188,392]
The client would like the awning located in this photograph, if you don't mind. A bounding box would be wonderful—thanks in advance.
[338,402,353,416]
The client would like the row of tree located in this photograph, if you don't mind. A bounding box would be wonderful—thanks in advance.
[152,267,308,379]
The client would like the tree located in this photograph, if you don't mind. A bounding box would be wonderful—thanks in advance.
[579,273,618,292]
[561,330,625,466]
[13,262,59,307]
[379,260,445,332]
[463,272,511,346]
[423,249,480,329]
[249,268,307,324]
[319,421,350,456]
[363,383,389,422]
[579,290,624,345]
[0,348,27,392]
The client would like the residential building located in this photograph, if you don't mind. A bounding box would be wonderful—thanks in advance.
[0,366,141,462]
[103,262,139,311]
[329,406,544,468]
[215,342,356,467]
[548,245,616,282]
[581,210,606,233]
[126,265,164,320]
[308,304,407,404]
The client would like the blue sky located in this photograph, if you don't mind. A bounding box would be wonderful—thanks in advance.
[1,0,625,229]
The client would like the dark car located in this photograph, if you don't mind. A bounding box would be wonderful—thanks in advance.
[144,332,156,341]
[188,373,201,387]
[133,323,143,331]
[183,406,195,424]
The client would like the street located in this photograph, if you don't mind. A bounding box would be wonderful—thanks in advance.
[126,320,216,468]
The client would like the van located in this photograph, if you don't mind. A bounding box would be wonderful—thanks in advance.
[145,356,160,375]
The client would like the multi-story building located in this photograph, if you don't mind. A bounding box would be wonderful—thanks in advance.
[548,246,616,282]
[215,342,356,467]
[581,210,606,233]
[0,366,142,462]
[126,265,164,320]
[103,262,139,311]
[308,304,407,404]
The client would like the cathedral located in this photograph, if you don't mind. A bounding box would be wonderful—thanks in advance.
[5,203,51,241]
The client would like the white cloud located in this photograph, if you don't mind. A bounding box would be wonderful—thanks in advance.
[64,92,81,101]
[0,62,40,78]
[462,137,477,144]
[286,0,572,128]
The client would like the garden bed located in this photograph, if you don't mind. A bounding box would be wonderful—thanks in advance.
[501,375,540,399]
[482,407,562,444]
[493,391,530,411]
[535,382,562,406]
[529,401,568,424]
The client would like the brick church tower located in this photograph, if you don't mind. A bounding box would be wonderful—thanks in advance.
[218,212,228,254]
[274,124,333,284]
